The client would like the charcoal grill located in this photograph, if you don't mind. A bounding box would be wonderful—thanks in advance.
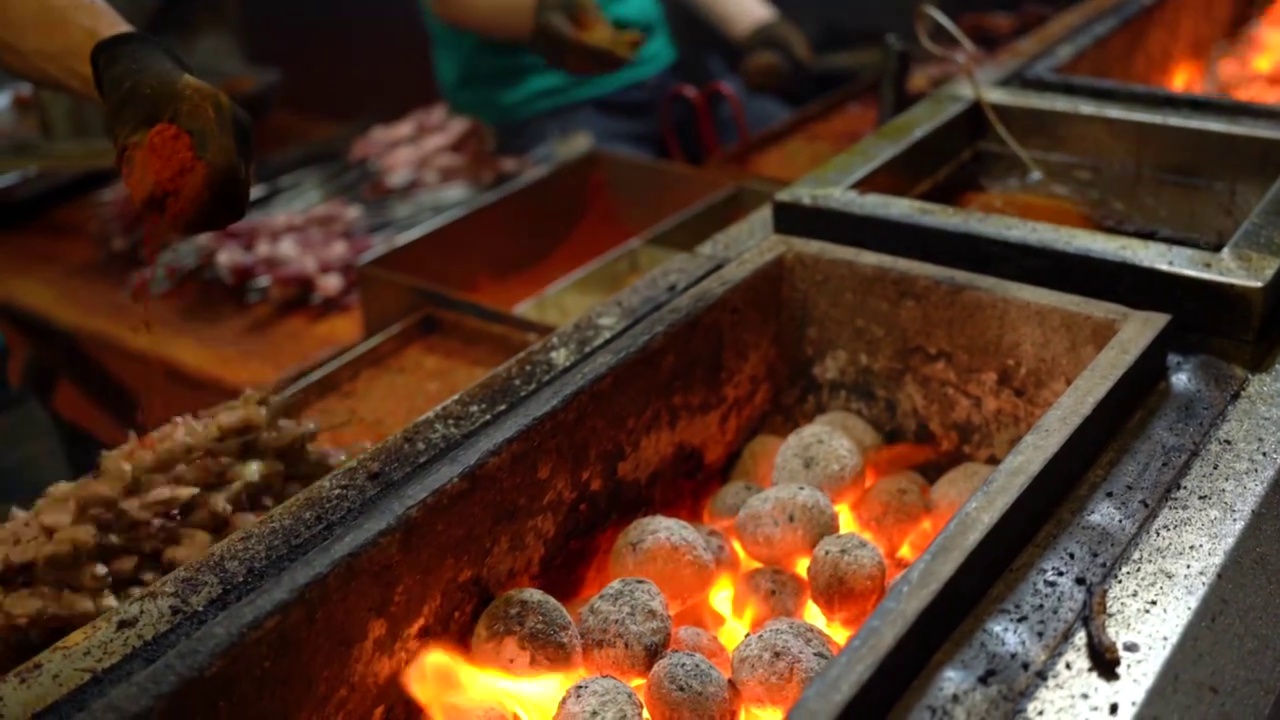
[360,151,737,313]
[39,237,1165,719]
[1019,0,1280,122]
[776,85,1280,340]
[0,249,721,718]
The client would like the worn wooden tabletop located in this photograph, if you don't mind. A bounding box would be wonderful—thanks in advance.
[0,197,362,441]
[0,112,366,443]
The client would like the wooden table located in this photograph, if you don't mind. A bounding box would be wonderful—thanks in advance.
[0,197,363,445]
[0,111,367,445]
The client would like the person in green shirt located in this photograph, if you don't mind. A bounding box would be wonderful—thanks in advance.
[422,0,812,158]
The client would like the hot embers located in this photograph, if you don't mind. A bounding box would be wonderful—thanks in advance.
[1058,0,1280,105]
[1166,2,1280,103]
[400,411,995,718]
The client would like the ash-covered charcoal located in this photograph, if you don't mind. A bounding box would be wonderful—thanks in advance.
[772,424,864,500]
[645,650,739,720]
[470,588,582,674]
[855,471,930,554]
[812,411,884,453]
[735,485,838,566]
[554,676,645,720]
[578,578,672,678]
[733,567,809,629]
[703,480,763,532]
[608,516,716,612]
[807,533,886,626]
[0,392,344,673]
[731,618,837,709]
[931,462,994,525]
[694,524,739,575]
[669,625,731,676]
[728,434,783,487]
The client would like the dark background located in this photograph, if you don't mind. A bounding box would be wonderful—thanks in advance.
[240,0,1077,120]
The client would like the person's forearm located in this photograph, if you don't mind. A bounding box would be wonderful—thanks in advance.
[428,0,539,42]
[680,0,779,42]
[0,0,133,101]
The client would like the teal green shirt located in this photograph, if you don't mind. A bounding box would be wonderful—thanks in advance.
[422,0,678,126]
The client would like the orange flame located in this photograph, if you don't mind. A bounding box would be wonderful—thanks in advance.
[401,444,944,719]
[1162,3,1280,104]
[1165,59,1205,92]
[401,647,585,720]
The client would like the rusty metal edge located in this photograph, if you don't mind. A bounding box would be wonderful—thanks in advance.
[510,181,775,317]
[774,187,1277,339]
[1,250,724,719]
[274,302,549,419]
[63,236,1167,720]
[692,203,776,260]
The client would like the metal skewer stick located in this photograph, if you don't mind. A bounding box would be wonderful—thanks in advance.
[913,2,1046,182]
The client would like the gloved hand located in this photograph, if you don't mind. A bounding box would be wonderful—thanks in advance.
[532,0,647,75]
[90,32,252,235]
[737,18,814,93]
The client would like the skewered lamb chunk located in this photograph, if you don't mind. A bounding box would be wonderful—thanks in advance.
[0,392,346,673]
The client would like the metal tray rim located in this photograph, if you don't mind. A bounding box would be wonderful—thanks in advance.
[778,189,1277,282]
[780,84,1280,270]
[774,83,1280,338]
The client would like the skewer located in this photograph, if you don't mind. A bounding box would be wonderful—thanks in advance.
[914,2,1046,182]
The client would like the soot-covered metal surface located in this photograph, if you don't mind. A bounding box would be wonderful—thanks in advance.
[0,251,721,719]
[890,353,1248,718]
[46,238,1165,719]
[887,347,1280,720]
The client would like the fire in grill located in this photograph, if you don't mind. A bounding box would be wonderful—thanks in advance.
[56,237,1162,720]
[401,419,975,718]
[1022,0,1280,115]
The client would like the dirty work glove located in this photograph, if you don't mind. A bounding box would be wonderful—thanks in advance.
[738,18,814,93]
[91,32,252,234]
[533,0,647,75]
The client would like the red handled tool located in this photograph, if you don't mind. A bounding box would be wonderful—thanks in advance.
[659,81,750,163]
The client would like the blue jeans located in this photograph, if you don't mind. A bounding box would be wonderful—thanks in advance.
[496,61,793,162]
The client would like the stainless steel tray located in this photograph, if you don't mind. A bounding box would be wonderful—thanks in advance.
[776,85,1280,339]
[359,150,738,313]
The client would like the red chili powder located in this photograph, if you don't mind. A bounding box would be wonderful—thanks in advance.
[122,123,207,342]
[121,122,208,235]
